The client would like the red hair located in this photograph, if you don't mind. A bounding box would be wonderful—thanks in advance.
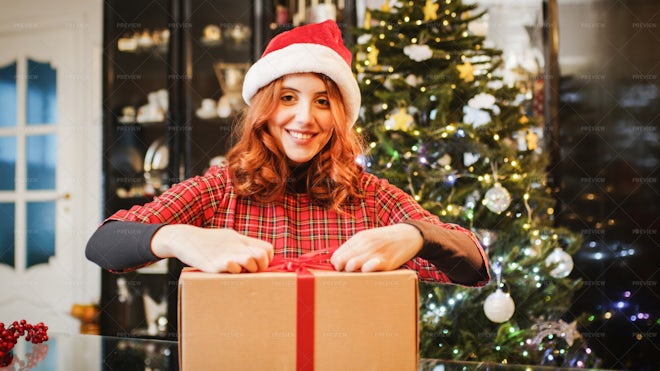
[226,74,365,211]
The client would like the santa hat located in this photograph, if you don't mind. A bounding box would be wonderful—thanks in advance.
[242,20,361,126]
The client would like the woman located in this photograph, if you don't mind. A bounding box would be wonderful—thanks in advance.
[86,20,489,286]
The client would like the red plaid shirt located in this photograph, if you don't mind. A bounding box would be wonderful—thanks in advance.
[108,166,486,284]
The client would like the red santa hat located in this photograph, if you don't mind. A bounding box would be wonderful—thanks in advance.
[242,20,361,126]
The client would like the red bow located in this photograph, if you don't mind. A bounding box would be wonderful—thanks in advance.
[266,248,336,272]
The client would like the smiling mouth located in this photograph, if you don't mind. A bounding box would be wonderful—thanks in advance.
[287,129,315,140]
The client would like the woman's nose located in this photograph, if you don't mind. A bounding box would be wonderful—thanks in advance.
[293,101,313,123]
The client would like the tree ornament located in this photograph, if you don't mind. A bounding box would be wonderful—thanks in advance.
[463,106,491,128]
[463,152,480,166]
[525,129,539,151]
[405,74,422,87]
[380,0,391,12]
[363,9,372,29]
[437,153,451,167]
[403,44,433,62]
[357,34,372,45]
[484,183,512,214]
[456,62,475,82]
[545,247,574,278]
[483,262,515,323]
[484,289,516,323]
[531,319,581,347]
[423,0,440,21]
[384,107,414,131]
[366,43,380,67]
[468,92,497,109]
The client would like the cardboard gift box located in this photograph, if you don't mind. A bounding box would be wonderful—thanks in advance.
[178,268,419,371]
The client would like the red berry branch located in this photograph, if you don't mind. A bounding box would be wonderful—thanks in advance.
[0,320,48,367]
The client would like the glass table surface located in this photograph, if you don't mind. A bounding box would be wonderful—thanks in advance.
[1,333,611,371]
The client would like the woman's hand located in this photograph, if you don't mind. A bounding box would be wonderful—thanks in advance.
[330,223,423,272]
[151,225,274,273]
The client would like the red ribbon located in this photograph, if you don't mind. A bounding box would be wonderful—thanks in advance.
[266,249,336,371]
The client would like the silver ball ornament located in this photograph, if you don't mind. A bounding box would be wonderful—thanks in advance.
[484,183,511,214]
[545,247,574,278]
[483,288,515,323]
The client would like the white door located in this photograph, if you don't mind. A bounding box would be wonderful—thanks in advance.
[0,23,96,334]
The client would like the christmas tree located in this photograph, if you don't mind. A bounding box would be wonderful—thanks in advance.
[351,0,598,367]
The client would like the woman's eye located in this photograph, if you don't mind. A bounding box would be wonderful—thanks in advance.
[316,97,330,107]
[280,94,295,102]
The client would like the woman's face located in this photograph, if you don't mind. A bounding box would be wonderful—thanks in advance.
[267,73,335,166]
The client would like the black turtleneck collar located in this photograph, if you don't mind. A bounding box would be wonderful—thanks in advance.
[287,162,312,194]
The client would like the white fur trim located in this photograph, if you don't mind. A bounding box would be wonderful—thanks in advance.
[242,43,361,126]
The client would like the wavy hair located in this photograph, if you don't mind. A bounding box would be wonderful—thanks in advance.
[226,73,365,211]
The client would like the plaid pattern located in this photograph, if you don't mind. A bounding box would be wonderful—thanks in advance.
[109,166,485,284]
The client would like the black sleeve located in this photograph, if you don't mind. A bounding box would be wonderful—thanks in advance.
[403,219,490,286]
[85,221,165,272]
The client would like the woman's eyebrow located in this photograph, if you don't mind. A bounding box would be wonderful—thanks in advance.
[281,86,328,95]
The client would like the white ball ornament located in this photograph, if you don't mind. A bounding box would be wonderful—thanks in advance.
[545,247,574,278]
[483,288,515,323]
[484,183,512,214]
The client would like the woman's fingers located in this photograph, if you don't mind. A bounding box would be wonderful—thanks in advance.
[332,224,423,272]
[360,257,383,272]
[241,236,274,271]
[225,261,243,274]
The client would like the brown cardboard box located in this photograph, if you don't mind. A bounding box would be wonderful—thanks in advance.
[178,268,419,371]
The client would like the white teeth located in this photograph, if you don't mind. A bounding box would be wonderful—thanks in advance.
[288,130,313,139]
